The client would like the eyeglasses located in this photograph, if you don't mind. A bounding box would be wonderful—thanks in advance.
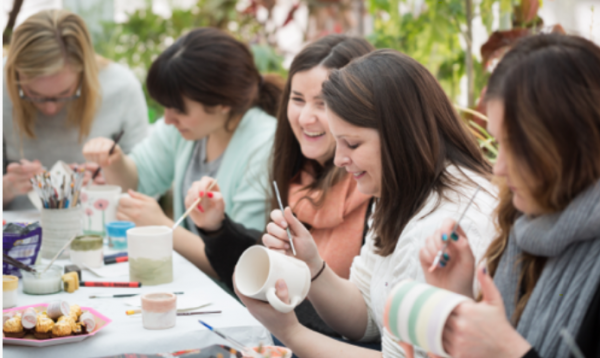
[18,84,81,103]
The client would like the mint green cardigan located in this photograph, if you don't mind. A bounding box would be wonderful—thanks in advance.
[130,107,275,231]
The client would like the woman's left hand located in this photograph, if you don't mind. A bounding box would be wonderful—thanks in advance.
[234,276,302,344]
[117,189,172,227]
[442,263,531,358]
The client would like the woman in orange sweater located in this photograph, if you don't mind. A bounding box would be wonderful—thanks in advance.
[184,34,375,341]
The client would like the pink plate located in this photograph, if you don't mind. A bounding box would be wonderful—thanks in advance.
[3,303,112,347]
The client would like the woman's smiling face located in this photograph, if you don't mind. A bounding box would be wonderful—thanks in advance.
[327,108,382,197]
[287,66,336,166]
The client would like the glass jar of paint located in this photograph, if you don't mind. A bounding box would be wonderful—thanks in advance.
[21,265,62,295]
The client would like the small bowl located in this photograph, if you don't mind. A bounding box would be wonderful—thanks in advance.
[21,265,62,295]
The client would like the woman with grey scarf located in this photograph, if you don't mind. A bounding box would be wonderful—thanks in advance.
[417,34,600,358]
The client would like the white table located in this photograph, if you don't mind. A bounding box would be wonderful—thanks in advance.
[3,211,272,357]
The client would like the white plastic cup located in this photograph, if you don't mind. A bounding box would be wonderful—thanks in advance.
[39,206,83,259]
[128,226,173,286]
[234,246,311,313]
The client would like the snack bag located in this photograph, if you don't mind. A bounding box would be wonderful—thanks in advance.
[3,222,43,277]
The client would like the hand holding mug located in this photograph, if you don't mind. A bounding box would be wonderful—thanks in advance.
[419,218,476,298]
[82,137,123,168]
[234,246,311,313]
[235,276,302,343]
[440,264,531,358]
[263,207,323,277]
[184,176,224,232]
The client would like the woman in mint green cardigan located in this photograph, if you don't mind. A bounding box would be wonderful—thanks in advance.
[82,28,282,276]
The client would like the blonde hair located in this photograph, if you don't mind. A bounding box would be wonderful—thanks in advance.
[5,9,103,141]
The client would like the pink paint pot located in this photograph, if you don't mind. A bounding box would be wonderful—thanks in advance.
[140,292,177,330]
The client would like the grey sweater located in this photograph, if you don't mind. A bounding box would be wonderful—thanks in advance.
[3,61,149,210]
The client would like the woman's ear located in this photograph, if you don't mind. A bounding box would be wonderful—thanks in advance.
[218,104,232,116]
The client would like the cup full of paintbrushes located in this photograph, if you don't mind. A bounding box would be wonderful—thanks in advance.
[39,207,83,260]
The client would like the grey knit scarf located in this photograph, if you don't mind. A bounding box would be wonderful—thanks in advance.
[494,180,600,358]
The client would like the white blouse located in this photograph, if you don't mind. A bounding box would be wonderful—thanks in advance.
[348,167,498,358]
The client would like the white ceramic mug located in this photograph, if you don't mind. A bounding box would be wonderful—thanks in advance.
[128,226,174,286]
[234,246,311,313]
[80,185,122,236]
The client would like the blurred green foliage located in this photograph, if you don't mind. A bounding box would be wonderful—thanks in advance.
[94,0,286,122]
[367,0,506,104]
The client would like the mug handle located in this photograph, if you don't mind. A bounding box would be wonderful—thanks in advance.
[266,287,301,313]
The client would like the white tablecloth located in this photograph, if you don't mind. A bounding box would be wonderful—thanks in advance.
[3,211,272,357]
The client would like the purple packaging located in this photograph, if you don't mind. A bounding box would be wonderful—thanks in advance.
[3,222,42,278]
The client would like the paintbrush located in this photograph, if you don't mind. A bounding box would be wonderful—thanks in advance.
[429,185,481,272]
[91,291,183,299]
[41,234,78,275]
[172,179,218,229]
[3,253,37,273]
[91,129,125,181]
[199,320,264,358]
[273,181,296,256]
[125,309,221,316]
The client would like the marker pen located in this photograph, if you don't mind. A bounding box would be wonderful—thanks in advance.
[80,281,141,288]
[104,256,128,265]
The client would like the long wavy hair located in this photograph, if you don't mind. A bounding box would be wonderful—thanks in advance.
[322,50,491,256]
[483,34,600,324]
[269,35,374,212]
[5,9,103,141]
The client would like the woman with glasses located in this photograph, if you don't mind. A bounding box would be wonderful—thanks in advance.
[3,9,148,210]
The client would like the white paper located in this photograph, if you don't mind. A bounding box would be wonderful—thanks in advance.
[82,262,130,278]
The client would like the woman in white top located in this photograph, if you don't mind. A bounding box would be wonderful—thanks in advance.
[235,50,498,357]
[3,9,148,210]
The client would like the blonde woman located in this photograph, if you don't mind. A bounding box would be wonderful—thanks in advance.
[3,9,148,210]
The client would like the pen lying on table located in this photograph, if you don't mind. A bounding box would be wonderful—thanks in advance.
[80,281,142,288]
[125,309,222,316]
[90,292,183,299]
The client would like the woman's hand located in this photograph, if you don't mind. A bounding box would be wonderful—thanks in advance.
[419,219,476,298]
[82,138,123,168]
[117,190,172,227]
[235,276,302,343]
[441,264,531,358]
[69,162,106,186]
[3,160,44,203]
[184,177,224,232]
[262,207,323,277]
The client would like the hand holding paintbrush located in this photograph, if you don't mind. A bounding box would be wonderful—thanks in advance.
[90,130,125,182]
[418,185,482,297]
[174,179,219,229]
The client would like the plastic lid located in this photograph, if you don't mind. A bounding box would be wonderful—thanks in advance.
[3,275,18,291]
[106,221,136,237]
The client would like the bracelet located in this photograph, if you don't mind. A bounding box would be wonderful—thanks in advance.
[311,261,327,282]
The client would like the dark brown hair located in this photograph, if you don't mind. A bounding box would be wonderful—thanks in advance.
[322,49,492,256]
[270,35,374,211]
[483,34,600,323]
[147,27,283,127]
